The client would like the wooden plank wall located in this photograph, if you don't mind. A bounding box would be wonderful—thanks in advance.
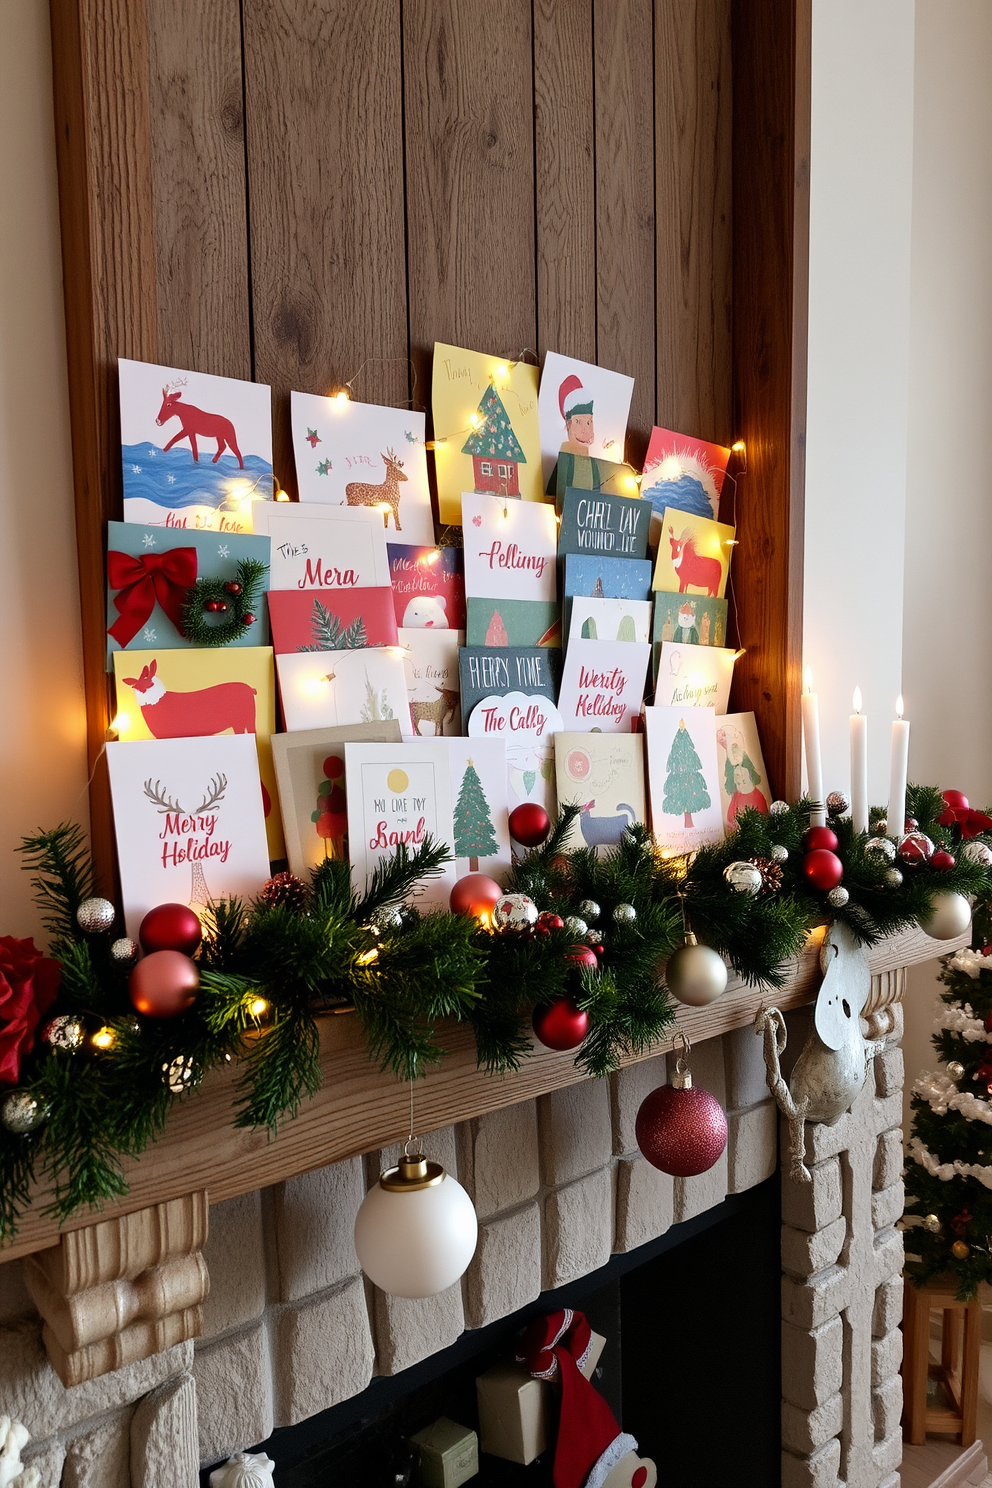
[49,0,808,885]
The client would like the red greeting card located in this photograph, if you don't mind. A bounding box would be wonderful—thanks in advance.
[641,427,731,521]
[266,586,398,655]
[387,544,466,631]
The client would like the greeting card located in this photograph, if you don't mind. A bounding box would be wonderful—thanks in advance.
[448,738,511,877]
[554,733,646,851]
[556,640,650,733]
[432,345,542,524]
[715,712,771,831]
[461,492,557,597]
[290,392,434,545]
[643,706,724,854]
[466,690,562,821]
[119,359,273,532]
[106,521,271,664]
[651,593,728,685]
[652,510,735,599]
[387,544,466,631]
[344,741,455,908]
[251,502,390,590]
[270,720,402,879]
[276,649,411,734]
[641,427,731,521]
[459,646,561,723]
[569,597,653,645]
[554,453,634,502]
[562,553,653,638]
[465,598,560,649]
[538,352,634,488]
[267,587,398,655]
[112,646,283,859]
[107,734,271,940]
[400,628,464,736]
[654,642,736,715]
[557,489,650,560]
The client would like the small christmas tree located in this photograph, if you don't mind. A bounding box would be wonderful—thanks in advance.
[298,598,367,653]
[661,720,711,827]
[461,385,527,464]
[485,609,509,646]
[453,760,498,870]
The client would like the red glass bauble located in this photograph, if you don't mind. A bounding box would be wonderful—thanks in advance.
[224,581,242,595]
[508,803,551,848]
[139,903,203,956]
[532,996,589,1051]
[635,1083,728,1177]
[243,612,256,626]
[802,848,844,891]
[944,789,970,810]
[449,874,503,922]
[129,950,199,1018]
[898,831,934,865]
[535,911,565,935]
[931,849,956,871]
[805,825,839,852]
[564,943,598,973]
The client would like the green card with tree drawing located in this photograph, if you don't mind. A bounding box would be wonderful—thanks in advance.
[651,593,728,684]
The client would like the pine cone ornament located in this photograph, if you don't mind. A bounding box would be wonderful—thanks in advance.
[259,873,309,913]
[749,856,783,895]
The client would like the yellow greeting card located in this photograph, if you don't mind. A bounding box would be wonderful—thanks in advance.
[652,508,735,600]
[431,343,542,524]
[112,646,283,860]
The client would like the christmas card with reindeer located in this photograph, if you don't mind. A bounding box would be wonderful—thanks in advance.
[641,427,731,523]
[290,393,434,546]
[537,352,634,489]
[654,641,737,715]
[461,491,559,647]
[643,705,724,854]
[344,740,455,908]
[399,628,464,737]
[554,733,646,852]
[568,596,653,645]
[556,639,651,733]
[106,733,272,940]
[266,587,398,655]
[251,502,390,590]
[111,646,284,860]
[651,509,735,600]
[119,359,273,532]
[276,648,412,734]
[448,738,511,878]
[715,712,771,831]
[557,488,650,560]
[105,521,271,665]
[270,720,402,881]
[387,544,465,631]
[431,344,542,524]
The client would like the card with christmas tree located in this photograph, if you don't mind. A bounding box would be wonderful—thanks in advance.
[276,648,411,733]
[252,501,390,590]
[465,597,560,648]
[458,646,561,723]
[561,553,653,639]
[400,628,464,737]
[640,427,731,522]
[643,705,724,854]
[431,345,542,524]
[270,720,402,880]
[715,712,771,831]
[556,639,651,732]
[654,641,737,715]
[554,733,646,852]
[651,509,735,599]
[537,352,634,488]
[266,587,398,654]
[569,596,653,645]
[387,543,466,630]
[289,392,434,545]
[448,738,510,877]
[554,452,634,504]
[557,488,650,560]
[344,740,455,908]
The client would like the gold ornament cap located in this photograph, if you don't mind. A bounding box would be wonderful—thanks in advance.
[672,1030,693,1089]
[378,1151,446,1192]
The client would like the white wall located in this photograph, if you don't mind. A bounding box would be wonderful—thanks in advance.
[0,2,88,937]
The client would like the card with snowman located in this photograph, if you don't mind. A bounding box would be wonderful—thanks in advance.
[715,712,771,831]
[344,740,455,908]
[643,705,724,855]
[554,733,646,852]
[387,544,466,631]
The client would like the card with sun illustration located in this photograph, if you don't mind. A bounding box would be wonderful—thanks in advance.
[343,740,455,908]
[640,427,732,531]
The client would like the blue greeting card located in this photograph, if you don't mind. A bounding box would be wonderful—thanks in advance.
[561,554,653,638]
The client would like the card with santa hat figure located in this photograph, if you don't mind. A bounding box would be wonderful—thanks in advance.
[651,593,728,684]
[537,352,634,489]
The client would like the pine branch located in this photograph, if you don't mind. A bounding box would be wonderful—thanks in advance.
[17,824,97,947]
[352,835,452,918]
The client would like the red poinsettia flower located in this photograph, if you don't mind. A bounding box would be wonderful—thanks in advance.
[938,806,992,840]
[0,937,61,1086]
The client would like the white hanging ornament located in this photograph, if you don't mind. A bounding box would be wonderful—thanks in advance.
[963,840,992,868]
[208,1452,276,1488]
[493,893,538,932]
[769,800,789,816]
[770,844,789,864]
[724,860,763,896]
[354,1146,478,1298]
[663,933,728,1007]
[919,891,973,941]
[865,837,896,862]
[76,897,115,934]
[827,886,849,908]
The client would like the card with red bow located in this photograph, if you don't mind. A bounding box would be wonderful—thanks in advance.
[106,521,271,667]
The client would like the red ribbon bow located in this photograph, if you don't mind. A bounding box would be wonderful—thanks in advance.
[108,548,197,647]
[938,806,992,840]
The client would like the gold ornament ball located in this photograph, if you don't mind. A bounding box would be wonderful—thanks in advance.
[923,1213,942,1234]
[952,1240,971,1260]
[663,936,728,1006]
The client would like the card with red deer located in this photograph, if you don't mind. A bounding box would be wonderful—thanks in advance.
[290,392,434,545]
[651,509,735,600]
[119,359,273,533]
[266,587,398,656]
[344,740,456,908]
[111,646,283,860]
[106,734,271,940]
[431,343,543,524]
[251,502,390,591]
[276,648,412,735]
[399,628,463,737]
[554,732,646,853]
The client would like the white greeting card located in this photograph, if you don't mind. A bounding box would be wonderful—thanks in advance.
[107,734,271,940]
[568,596,653,645]
[466,690,562,820]
[290,392,434,545]
[251,502,390,591]
[276,649,412,734]
[344,740,455,908]
[119,358,273,532]
[538,352,634,487]
[643,705,724,854]
[654,642,736,715]
[555,733,646,852]
[556,640,650,733]
[460,492,558,603]
[448,737,511,878]
[400,628,464,737]
[715,712,772,830]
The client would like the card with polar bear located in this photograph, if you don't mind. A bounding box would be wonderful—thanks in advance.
[266,587,398,654]
[387,544,465,631]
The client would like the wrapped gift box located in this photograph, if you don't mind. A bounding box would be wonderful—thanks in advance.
[476,1332,606,1465]
[410,1416,479,1488]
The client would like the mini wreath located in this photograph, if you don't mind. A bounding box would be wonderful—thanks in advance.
[180,558,267,647]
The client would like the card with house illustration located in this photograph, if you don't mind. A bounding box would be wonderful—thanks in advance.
[458,646,561,724]
[448,737,511,878]
[557,489,650,561]
[641,427,731,522]
[651,593,728,684]
[465,597,560,648]
[270,720,402,880]
[266,588,398,655]
[554,733,646,852]
[466,689,563,822]
[654,642,737,715]
[112,646,283,860]
[290,393,434,545]
[569,597,653,645]
[119,358,273,532]
[107,733,271,940]
[400,628,464,737]
[106,521,271,665]
[387,544,466,631]
[537,352,634,488]
[715,712,771,831]
[276,648,411,734]
[556,640,650,733]
[554,452,634,504]
[251,502,390,591]
[431,344,542,524]
[652,509,735,599]
[344,740,455,908]
[643,705,724,855]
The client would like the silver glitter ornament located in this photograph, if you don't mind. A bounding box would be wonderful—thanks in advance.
[76,897,116,934]
[963,840,992,868]
[770,844,789,864]
[110,937,139,963]
[0,1090,49,1134]
[826,886,850,908]
[586,929,603,946]
[564,916,588,937]
[613,903,637,924]
[723,860,763,896]
[865,837,896,863]
[883,867,904,888]
[923,1213,942,1234]
[493,893,539,932]
[40,1014,86,1052]
[826,791,850,817]
[769,800,789,817]
[948,1061,966,1081]
[577,900,601,923]
[372,908,404,934]
[162,1055,199,1095]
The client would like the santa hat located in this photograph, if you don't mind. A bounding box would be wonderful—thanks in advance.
[516,1309,637,1488]
[559,375,594,422]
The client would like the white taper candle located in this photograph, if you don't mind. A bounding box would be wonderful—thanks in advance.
[887,695,910,841]
[850,688,869,834]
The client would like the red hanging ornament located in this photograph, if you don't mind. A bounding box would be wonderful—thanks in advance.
[635,1036,727,1177]
[943,789,970,810]
[951,1208,973,1236]
[532,996,589,1051]
[535,911,565,935]
[243,612,256,626]
[223,581,243,596]
[508,803,551,848]
[129,950,199,1018]
[805,825,839,853]
[802,848,844,892]
[931,849,956,871]
[564,943,598,973]
[898,831,934,865]
[139,903,203,957]
[449,874,503,923]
